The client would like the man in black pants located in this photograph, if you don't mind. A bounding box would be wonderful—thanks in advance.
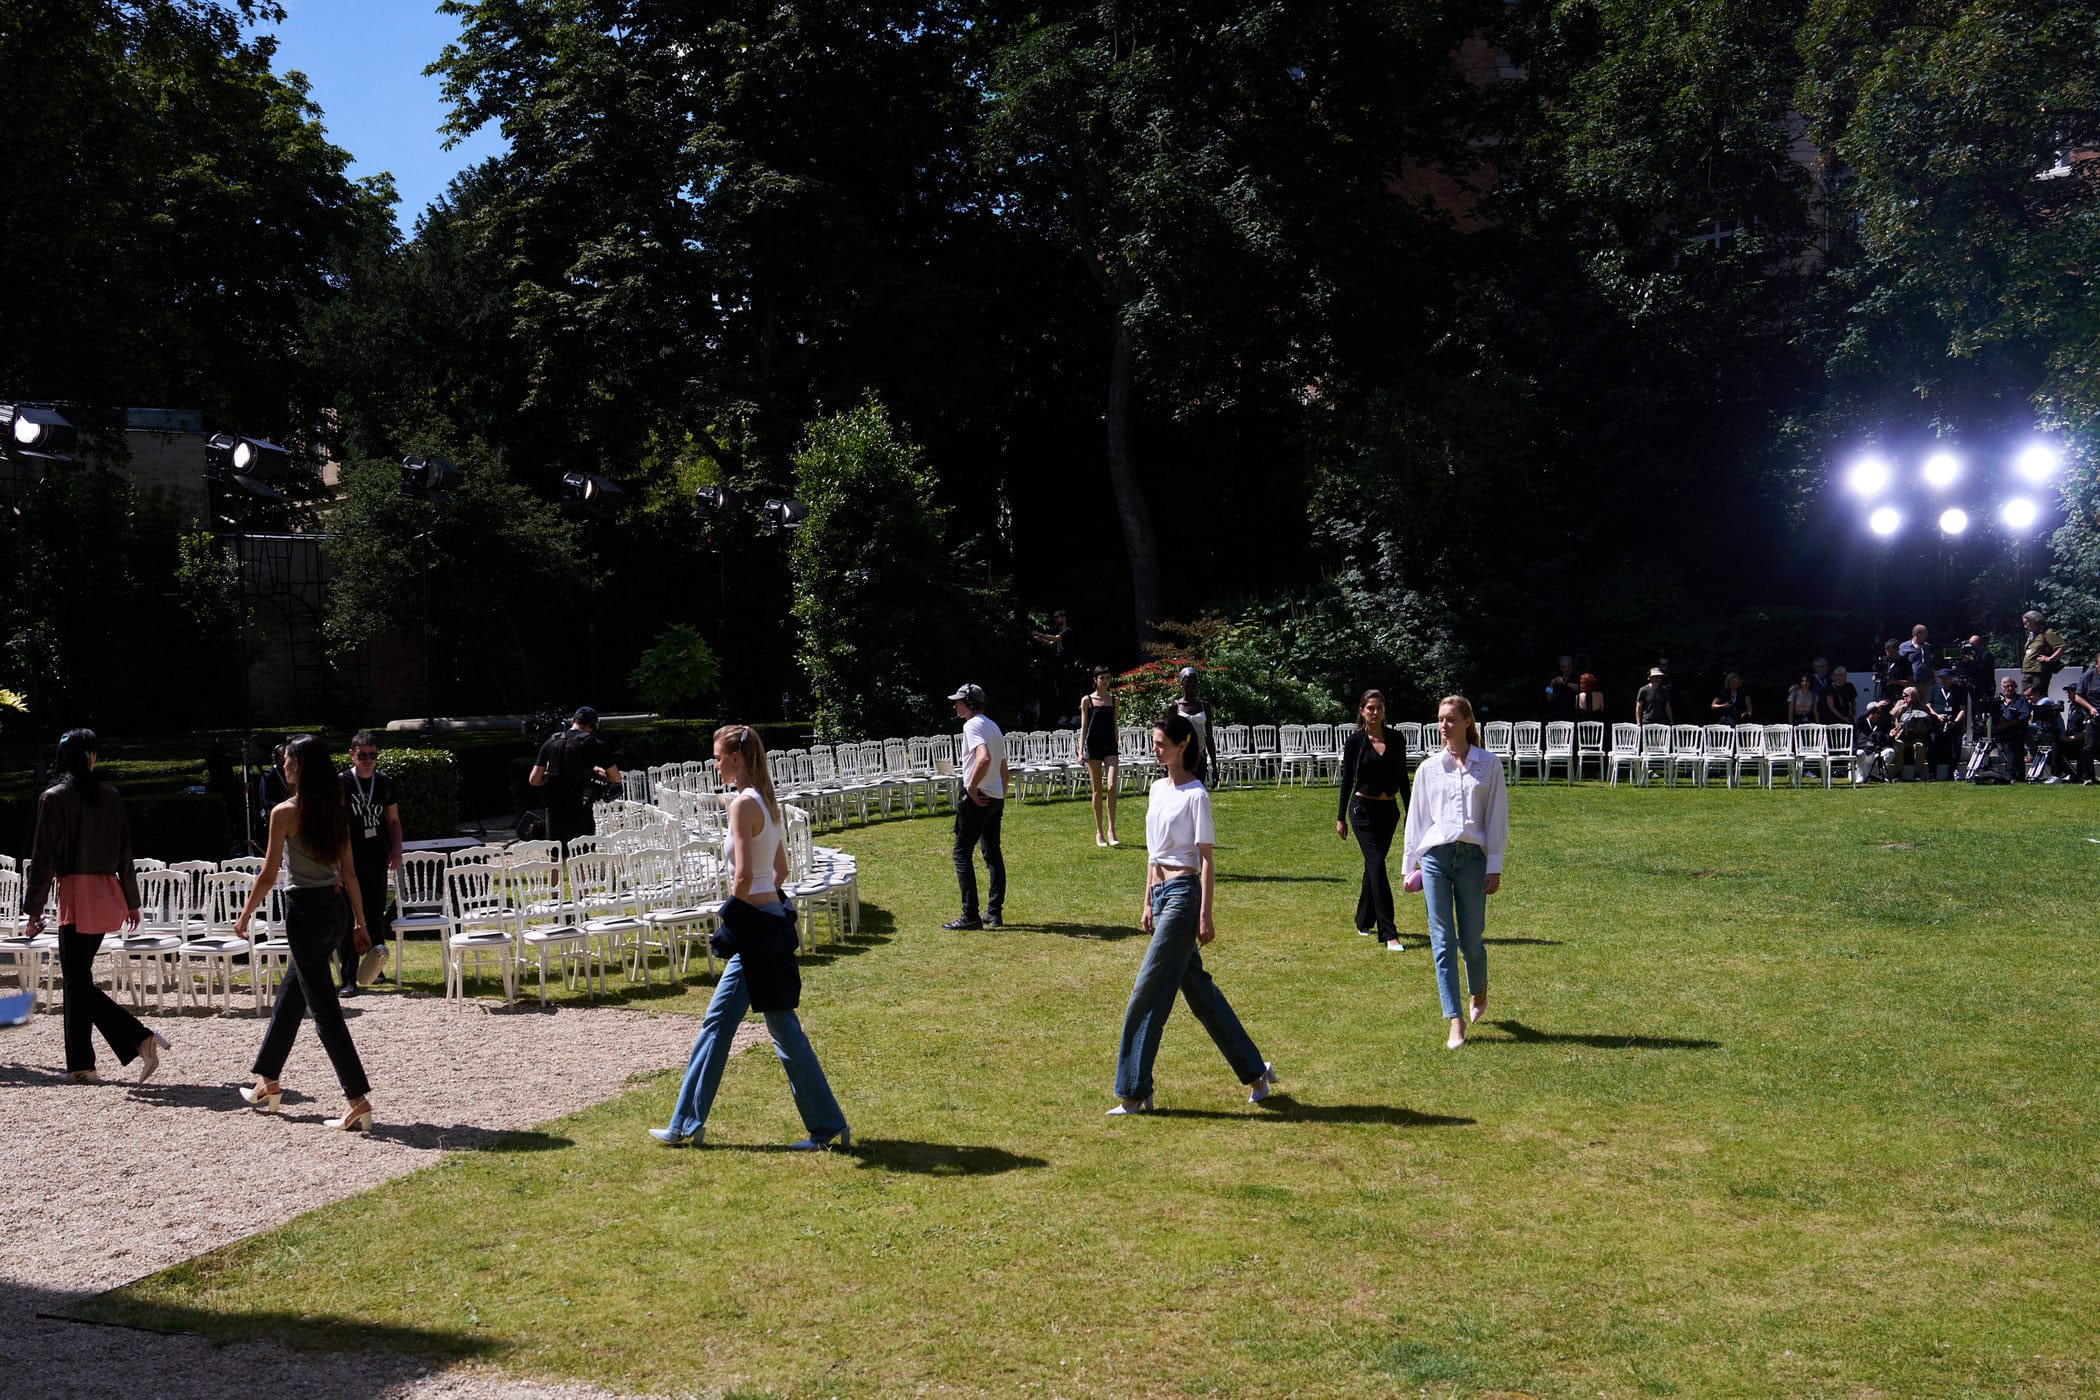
[338,732,403,992]
[943,684,1009,930]
[529,706,623,848]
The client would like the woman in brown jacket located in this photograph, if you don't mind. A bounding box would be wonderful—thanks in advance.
[23,729,169,1084]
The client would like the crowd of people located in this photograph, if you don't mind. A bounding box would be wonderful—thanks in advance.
[1543,608,2097,783]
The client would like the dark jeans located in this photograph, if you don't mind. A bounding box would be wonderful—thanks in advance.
[952,796,1006,920]
[59,928,149,1074]
[1114,876,1265,1101]
[1349,797,1400,938]
[253,888,370,1101]
[343,855,392,986]
[548,801,595,846]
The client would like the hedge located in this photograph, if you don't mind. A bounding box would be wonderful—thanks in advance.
[332,748,461,841]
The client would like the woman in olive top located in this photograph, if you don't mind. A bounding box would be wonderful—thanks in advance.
[22,729,170,1084]
[233,734,375,1131]
[1335,689,1410,948]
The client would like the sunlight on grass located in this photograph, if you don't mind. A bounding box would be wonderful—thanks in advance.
[81,784,2100,1397]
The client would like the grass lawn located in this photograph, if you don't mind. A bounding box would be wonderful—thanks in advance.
[81,782,2100,1398]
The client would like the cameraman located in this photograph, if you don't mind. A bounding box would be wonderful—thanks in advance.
[529,706,623,846]
[1925,669,1964,780]
[1956,636,1995,744]
[2067,650,2100,784]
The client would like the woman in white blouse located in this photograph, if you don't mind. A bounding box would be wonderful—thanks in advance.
[1107,711,1276,1114]
[1401,695,1509,1049]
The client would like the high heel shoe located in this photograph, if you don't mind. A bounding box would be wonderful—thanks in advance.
[787,1126,851,1151]
[136,1031,170,1085]
[326,1099,373,1132]
[67,1069,102,1085]
[239,1079,282,1111]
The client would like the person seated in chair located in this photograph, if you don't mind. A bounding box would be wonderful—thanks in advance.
[1891,687,1934,780]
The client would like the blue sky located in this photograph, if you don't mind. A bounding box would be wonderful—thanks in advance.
[260,0,509,228]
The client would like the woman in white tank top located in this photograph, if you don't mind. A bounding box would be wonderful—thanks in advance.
[652,726,849,1150]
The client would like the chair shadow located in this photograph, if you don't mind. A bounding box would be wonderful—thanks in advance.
[708,1139,1048,1176]
[1483,1019,1720,1051]
[366,1124,574,1152]
[1149,1097,1474,1128]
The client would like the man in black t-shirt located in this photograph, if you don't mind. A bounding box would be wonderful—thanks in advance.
[1545,656,1580,723]
[529,706,623,846]
[339,731,402,992]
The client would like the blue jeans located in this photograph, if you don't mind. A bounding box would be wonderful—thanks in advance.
[1114,876,1266,1100]
[1420,841,1487,1019]
[665,911,846,1141]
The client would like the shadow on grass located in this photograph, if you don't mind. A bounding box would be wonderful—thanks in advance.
[1216,873,1344,884]
[707,1139,1048,1176]
[1010,921,1144,941]
[1150,1097,1474,1128]
[1382,936,1563,951]
[53,1280,502,1370]
[1484,1019,1720,1051]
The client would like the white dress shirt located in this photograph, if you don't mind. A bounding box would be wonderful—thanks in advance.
[1401,742,1509,876]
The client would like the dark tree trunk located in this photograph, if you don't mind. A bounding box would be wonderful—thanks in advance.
[1104,313,1163,649]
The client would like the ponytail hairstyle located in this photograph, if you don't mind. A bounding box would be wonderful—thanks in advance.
[285,734,347,859]
[1155,710,1199,777]
[1439,694,1482,750]
[713,724,779,822]
[1356,688,1386,732]
[52,728,101,805]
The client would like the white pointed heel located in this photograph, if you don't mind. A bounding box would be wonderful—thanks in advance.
[136,1031,170,1085]
[326,1099,373,1132]
[239,1079,282,1111]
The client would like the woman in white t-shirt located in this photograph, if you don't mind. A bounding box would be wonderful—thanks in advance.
[1108,712,1276,1114]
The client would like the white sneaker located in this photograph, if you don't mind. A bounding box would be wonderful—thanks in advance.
[1356,927,1376,937]
[648,1126,701,1147]
[1105,1096,1154,1116]
[1384,939,1406,952]
[1248,1062,1279,1102]
[787,1126,851,1151]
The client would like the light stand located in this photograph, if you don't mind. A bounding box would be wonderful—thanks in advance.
[206,434,290,854]
[400,456,464,727]
[2,403,79,792]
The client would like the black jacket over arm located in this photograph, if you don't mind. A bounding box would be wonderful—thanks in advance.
[708,897,802,1012]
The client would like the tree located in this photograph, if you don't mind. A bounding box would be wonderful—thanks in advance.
[629,624,720,718]
[980,0,1487,650]
[789,401,1004,739]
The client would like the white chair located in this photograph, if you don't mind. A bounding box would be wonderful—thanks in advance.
[508,860,596,1006]
[1731,725,1768,788]
[1637,724,1673,787]
[1576,721,1607,781]
[1699,725,1736,787]
[1762,725,1799,788]
[1540,722,1576,784]
[644,841,725,977]
[568,850,645,983]
[1824,724,1858,786]
[111,869,187,1012]
[1795,725,1831,788]
[1511,721,1546,783]
[181,871,255,1013]
[1605,723,1642,786]
[1482,721,1516,783]
[388,851,455,985]
[443,864,517,1007]
[1668,725,1705,787]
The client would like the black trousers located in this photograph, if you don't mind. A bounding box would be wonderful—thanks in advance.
[342,855,392,986]
[253,889,370,1101]
[952,796,1006,920]
[548,801,595,846]
[59,928,149,1074]
[1349,797,1401,939]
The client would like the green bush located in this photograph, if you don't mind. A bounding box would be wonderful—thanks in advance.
[629,624,720,718]
[123,793,234,863]
[332,747,460,840]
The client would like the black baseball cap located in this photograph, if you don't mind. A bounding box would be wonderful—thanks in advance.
[571,706,598,724]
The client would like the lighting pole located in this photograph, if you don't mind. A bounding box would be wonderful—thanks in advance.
[205,432,291,854]
[2,404,80,791]
[692,486,806,722]
[400,456,464,728]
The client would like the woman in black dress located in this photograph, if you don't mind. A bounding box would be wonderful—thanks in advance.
[1078,666,1121,847]
[1335,689,1410,949]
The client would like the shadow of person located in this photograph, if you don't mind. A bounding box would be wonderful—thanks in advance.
[1214,873,1344,884]
[1149,1098,1474,1127]
[707,1139,1048,1176]
[1001,921,1144,941]
[1484,1019,1719,1051]
[363,1124,574,1152]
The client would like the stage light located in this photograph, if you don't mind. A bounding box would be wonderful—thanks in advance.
[399,455,464,503]
[0,403,76,462]
[694,484,738,524]
[2013,443,2060,484]
[1938,507,1968,536]
[2001,497,2039,531]
[760,497,809,532]
[1846,456,1891,497]
[205,432,289,498]
[1921,451,1960,489]
[561,471,626,521]
[1867,507,1901,537]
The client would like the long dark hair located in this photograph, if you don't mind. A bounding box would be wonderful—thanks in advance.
[1156,710,1200,778]
[1356,688,1385,732]
[52,728,102,805]
[284,733,347,859]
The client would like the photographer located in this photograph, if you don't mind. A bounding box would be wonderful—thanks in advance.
[529,706,623,846]
[1924,669,1964,781]
[2067,650,2100,784]
[1859,699,1896,781]
[1956,637,1995,745]
[1991,678,2030,781]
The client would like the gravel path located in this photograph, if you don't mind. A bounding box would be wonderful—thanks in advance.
[1,991,761,1398]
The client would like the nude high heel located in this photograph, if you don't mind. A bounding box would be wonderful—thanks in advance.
[239,1079,282,1111]
[326,1098,373,1132]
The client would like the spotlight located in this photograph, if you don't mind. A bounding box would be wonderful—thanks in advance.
[693,484,738,524]
[1921,451,1960,489]
[1938,507,1968,536]
[560,471,626,521]
[205,432,289,498]
[1845,455,1891,497]
[760,497,809,532]
[1868,506,1902,537]
[2013,443,2060,484]
[2000,497,2039,531]
[399,455,464,503]
[0,403,77,462]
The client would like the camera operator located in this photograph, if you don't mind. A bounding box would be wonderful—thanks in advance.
[1925,668,1964,780]
[1873,639,1912,704]
[1955,636,1995,745]
[1990,677,2031,781]
[2023,678,2073,782]
[1859,699,1897,781]
[529,706,623,846]
[1892,687,1935,781]
[2067,650,2100,784]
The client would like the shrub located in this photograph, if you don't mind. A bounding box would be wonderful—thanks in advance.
[332,747,460,840]
[124,794,234,863]
[629,624,720,718]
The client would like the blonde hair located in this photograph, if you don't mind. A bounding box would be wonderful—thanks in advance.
[1439,694,1483,750]
[713,724,779,822]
